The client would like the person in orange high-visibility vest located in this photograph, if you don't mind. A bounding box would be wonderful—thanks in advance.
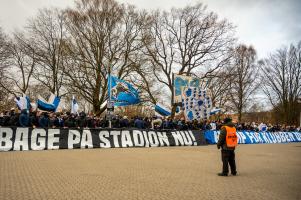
[217,117,238,176]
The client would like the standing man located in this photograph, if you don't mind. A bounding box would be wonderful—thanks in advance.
[217,117,238,176]
[19,109,29,127]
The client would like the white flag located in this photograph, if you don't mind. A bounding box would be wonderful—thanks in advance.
[71,96,79,114]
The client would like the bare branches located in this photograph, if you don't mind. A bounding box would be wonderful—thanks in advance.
[227,45,259,122]
[0,1,238,117]
[63,0,147,114]
[24,8,67,96]
[260,42,301,125]
[3,32,36,94]
[0,27,17,99]
[142,3,235,117]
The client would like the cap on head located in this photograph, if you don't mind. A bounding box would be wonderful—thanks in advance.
[224,117,232,124]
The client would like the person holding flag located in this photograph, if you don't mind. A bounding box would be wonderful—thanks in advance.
[71,96,79,114]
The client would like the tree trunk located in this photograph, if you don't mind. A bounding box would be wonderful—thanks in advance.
[238,111,242,123]
[93,73,102,114]
[170,103,177,119]
[170,86,176,119]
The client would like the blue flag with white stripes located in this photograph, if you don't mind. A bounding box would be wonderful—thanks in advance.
[37,93,60,112]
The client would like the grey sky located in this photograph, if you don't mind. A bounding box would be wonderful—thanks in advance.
[0,0,300,59]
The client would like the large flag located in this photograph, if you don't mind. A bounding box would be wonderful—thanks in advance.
[181,87,213,121]
[14,94,31,110]
[71,96,79,114]
[173,74,207,104]
[108,75,140,106]
[37,93,60,112]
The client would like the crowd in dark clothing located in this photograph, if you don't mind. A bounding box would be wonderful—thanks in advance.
[234,122,300,132]
[0,109,202,130]
[0,109,300,132]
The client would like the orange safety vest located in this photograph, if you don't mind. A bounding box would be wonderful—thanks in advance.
[224,126,238,147]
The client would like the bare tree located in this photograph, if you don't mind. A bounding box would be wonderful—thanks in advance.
[228,44,258,122]
[2,33,36,95]
[261,42,301,125]
[0,27,15,99]
[207,66,235,112]
[64,0,146,114]
[0,27,10,67]
[142,3,235,118]
[129,62,161,105]
[22,8,67,96]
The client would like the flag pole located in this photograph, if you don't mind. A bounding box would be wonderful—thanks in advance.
[108,65,112,128]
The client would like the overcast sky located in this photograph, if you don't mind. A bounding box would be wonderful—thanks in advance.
[0,0,300,59]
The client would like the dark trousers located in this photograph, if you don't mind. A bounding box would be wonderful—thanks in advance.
[221,150,236,174]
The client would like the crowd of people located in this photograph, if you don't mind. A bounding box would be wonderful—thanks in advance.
[0,108,300,132]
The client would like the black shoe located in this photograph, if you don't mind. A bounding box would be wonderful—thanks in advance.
[217,173,228,176]
[231,173,237,176]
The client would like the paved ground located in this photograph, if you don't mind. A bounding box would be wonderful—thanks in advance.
[0,143,301,200]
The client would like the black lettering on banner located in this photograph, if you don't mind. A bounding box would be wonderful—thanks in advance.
[0,127,207,151]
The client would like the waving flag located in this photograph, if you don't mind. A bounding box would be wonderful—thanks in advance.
[108,75,140,106]
[71,96,79,114]
[37,93,60,112]
[14,94,31,110]
[210,107,221,115]
[181,87,213,121]
[155,104,171,116]
[155,104,181,117]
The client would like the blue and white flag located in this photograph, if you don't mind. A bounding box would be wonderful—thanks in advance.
[258,123,267,132]
[37,93,60,112]
[71,96,79,114]
[181,87,213,121]
[210,107,221,115]
[155,104,181,117]
[108,75,140,106]
[155,104,171,116]
[14,94,31,110]
[173,74,208,104]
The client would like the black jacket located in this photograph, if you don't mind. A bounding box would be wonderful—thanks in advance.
[39,116,49,128]
[77,116,87,128]
[19,109,29,127]
[217,122,236,151]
